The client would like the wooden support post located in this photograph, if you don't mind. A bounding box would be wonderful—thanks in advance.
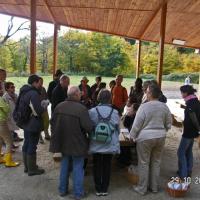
[136,40,141,78]
[198,72,200,99]
[30,0,37,74]
[53,24,59,78]
[157,1,167,87]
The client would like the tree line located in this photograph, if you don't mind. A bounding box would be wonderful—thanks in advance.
[0,30,199,76]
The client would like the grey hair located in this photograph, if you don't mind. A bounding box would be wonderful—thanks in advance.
[67,86,80,100]
[148,83,161,99]
[60,74,69,81]
[97,89,111,104]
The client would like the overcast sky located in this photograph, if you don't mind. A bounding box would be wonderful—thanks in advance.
[0,13,70,40]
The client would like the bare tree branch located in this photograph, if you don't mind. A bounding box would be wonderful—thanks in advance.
[8,21,29,37]
[0,16,29,47]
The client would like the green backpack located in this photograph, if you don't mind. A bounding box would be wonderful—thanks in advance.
[92,107,115,143]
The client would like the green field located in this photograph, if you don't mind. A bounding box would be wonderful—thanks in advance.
[7,75,198,96]
[7,75,136,92]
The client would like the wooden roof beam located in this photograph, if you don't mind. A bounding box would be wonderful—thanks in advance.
[43,0,57,24]
[0,2,155,12]
[139,0,169,39]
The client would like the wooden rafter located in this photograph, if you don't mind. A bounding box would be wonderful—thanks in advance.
[139,0,169,39]
[43,0,57,24]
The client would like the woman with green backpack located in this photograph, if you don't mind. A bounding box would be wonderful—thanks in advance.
[0,96,20,167]
[89,89,120,197]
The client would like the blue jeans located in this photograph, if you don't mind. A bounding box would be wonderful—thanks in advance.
[22,130,40,155]
[59,155,84,198]
[177,137,194,178]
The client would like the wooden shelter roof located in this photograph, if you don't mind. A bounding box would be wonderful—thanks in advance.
[0,0,200,48]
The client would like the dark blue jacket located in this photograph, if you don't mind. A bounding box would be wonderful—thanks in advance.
[47,79,59,102]
[51,83,67,112]
[183,98,200,138]
[19,85,44,132]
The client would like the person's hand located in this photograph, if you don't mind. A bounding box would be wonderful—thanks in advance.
[131,138,136,143]
[41,100,49,108]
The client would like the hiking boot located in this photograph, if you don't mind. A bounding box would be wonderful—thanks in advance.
[27,154,45,176]
[23,152,28,173]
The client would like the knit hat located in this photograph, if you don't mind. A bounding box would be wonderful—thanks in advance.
[28,74,40,85]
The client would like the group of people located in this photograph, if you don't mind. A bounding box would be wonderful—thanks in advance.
[0,68,200,200]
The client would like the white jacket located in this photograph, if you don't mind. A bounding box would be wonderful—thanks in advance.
[3,92,19,131]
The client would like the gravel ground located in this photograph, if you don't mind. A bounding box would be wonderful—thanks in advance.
[0,126,200,200]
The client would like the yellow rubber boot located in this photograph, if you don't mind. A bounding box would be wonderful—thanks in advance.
[4,153,20,167]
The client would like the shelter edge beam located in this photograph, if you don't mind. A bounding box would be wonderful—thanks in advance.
[1,3,200,16]
[136,40,141,78]
[0,2,157,12]
[157,1,167,87]
[30,0,36,74]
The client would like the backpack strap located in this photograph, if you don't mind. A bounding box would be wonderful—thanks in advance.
[96,107,114,121]
[15,87,35,111]
[96,107,103,121]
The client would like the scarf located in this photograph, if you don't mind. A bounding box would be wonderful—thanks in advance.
[184,94,197,102]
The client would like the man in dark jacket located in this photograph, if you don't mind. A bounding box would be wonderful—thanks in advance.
[90,76,101,97]
[19,75,45,176]
[47,69,63,102]
[50,86,93,198]
[51,75,70,112]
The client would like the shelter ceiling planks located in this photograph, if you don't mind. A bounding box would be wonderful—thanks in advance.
[0,0,200,48]
[142,0,200,48]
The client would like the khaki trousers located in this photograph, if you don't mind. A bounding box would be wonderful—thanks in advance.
[136,137,165,193]
[0,121,12,153]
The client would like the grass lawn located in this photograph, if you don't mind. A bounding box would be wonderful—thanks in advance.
[7,75,197,94]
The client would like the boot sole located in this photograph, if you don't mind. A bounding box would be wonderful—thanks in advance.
[5,164,20,167]
[28,172,45,176]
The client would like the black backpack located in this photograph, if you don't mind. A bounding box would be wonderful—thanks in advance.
[13,88,33,128]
